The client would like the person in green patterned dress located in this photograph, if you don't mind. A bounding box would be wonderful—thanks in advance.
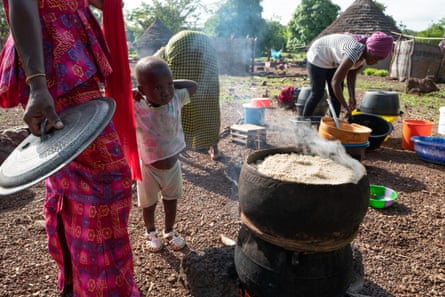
[155,30,221,160]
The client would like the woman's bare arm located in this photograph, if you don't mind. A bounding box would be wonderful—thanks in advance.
[346,68,361,110]
[9,0,45,76]
[8,0,62,135]
[331,56,354,116]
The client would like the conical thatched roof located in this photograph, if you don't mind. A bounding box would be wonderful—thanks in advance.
[314,0,401,41]
[134,18,173,58]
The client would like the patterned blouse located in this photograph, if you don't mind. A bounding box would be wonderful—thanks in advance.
[0,0,112,108]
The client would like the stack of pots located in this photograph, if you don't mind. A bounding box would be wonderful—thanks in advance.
[349,113,394,150]
[356,91,401,142]
[236,147,370,297]
[318,117,372,161]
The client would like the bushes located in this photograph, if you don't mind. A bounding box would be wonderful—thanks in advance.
[363,68,389,77]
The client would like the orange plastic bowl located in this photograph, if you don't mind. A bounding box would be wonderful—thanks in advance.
[319,117,372,144]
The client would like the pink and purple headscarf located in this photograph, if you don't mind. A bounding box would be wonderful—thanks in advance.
[348,31,394,59]
[366,32,394,58]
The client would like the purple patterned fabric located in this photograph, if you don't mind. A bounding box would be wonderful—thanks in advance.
[0,0,112,108]
[0,1,140,296]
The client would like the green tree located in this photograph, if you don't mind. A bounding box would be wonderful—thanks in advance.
[204,0,265,39]
[261,20,288,55]
[125,0,200,39]
[416,20,445,45]
[287,0,340,50]
[0,8,9,47]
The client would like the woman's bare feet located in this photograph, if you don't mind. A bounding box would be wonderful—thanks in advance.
[209,145,220,160]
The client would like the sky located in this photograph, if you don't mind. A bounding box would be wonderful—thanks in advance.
[124,0,444,32]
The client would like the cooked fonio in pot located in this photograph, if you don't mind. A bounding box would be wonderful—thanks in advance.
[256,153,355,184]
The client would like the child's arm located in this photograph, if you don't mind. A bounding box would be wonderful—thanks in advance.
[174,79,198,97]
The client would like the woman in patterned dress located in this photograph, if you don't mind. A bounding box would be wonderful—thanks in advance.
[156,30,221,160]
[0,1,140,296]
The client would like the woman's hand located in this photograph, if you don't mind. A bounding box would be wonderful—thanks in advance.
[349,97,357,111]
[344,108,352,120]
[24,80,63,136]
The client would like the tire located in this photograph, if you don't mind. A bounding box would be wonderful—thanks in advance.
[235,226,353,297]
[238,147,369,252]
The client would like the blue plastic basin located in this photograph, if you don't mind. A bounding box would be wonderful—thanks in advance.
[411,136,445,165]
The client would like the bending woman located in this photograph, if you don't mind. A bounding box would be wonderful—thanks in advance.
[303,31,393,118]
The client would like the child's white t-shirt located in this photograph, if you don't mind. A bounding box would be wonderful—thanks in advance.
[134,88,190,165]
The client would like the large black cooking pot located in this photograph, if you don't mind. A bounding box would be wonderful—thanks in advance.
[238,147,369,252]
[358,91,401,115]
[349,113,393,150]
[295,86,328,116]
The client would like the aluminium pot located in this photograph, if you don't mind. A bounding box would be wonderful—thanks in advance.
[238,147,369,253]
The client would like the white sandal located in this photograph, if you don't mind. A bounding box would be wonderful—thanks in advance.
[145,231,163,252]
[163,230,186,251]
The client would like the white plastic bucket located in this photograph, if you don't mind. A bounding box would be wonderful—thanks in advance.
[439,106,445,135]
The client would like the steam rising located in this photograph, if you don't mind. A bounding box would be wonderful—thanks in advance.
[291,122,366,184]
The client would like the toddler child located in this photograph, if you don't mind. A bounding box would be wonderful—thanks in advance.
[133,56,197,252]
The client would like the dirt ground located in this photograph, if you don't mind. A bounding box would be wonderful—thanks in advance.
[0,66,444,297]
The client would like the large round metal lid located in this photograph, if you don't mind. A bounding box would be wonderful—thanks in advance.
[0,97,116,195]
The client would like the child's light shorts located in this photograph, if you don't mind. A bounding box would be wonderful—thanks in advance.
[137,160,183,208]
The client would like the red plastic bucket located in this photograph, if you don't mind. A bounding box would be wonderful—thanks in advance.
[402,119,434,150]
[250,98,271,108]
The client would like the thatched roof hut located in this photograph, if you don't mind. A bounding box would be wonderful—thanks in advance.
[134,18,173,58]
[314,0,401,40]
